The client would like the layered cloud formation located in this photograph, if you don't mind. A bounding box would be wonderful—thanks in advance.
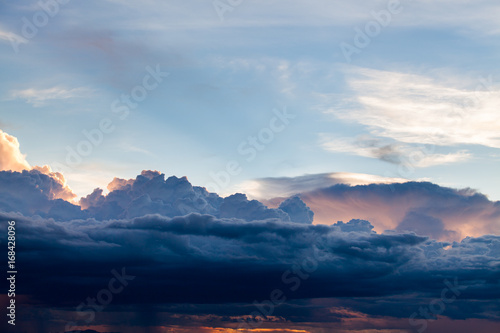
[247,174,500,242]
[0,130,499,332]
[1,207,499,332]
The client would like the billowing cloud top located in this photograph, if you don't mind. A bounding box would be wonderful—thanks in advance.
[0,166,499,332]
[0,129,77,203]
[0,129,30,172]
[0,131,499,332]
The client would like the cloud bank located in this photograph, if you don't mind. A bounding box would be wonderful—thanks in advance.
[0,210,499,332]
[0,167,499,332]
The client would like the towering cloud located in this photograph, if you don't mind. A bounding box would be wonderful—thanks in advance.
[0,170,82,219]
[298,182,500,241]
[278,196,314,224]
[0,129,31,171]
[79,170,313,223]
[255,174,500,241]
[0,129,77,202]
[0,167,499,332]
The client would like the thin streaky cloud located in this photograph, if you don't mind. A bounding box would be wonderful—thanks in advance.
[320,135,472,167]
[7,87,93,107]
[326,67,500,149]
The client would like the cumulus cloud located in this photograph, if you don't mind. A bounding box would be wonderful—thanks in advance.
[0,170,82,219]
[32,165,77,201]
[278,196,314,224]
[0,130,77,203]
[1,169,499,332]
[77,170,312,224]
[247,173,499,242]
[0,129,31,171]
[220,193,290,221]
[106,176,135,192]
[296,181,500,241]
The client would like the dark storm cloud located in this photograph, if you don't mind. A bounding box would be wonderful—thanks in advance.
[1,210,499,312]
[1,170,499,331]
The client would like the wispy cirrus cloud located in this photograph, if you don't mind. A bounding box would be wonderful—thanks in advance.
[320,135,472,167]
[325,67,500,149]
[7,86,92,107]
[0,27,28,45]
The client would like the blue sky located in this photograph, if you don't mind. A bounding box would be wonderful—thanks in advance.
[1,0,500,200]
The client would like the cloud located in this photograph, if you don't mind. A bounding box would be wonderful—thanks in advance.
[0,170,81,219]
[0,129,31,171]
[220,193,290,222]
[321,135,472,167]
[235,172,407,200]
[0,211,499,331]
[1,169,499,331]
[7,86,92,107]
[106,176,135,192]
[325,67,500,149]
[32,165,77,201]
[396,211,457,240]
[0,28,28,46]
[278,196,314,224]
[296,181,500,241]
[79,170,314,224]
[0,130,76,203]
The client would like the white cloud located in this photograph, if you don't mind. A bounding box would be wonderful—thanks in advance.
[8,87,92,107]
[0,28,28,46]
[0,129,31,171]
[321,135,472,167]
[325,67,500,149]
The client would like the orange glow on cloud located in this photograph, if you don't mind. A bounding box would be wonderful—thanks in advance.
[0,129,31,171]
[302,190,500,241]
[0,129,77,202]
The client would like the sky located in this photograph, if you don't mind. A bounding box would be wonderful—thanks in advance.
[0,0,500,200]
[0,0,500,333]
